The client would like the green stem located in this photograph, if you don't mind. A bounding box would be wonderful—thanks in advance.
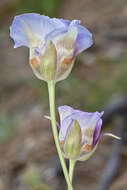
[69,160,76,183]
[48,80,73,190]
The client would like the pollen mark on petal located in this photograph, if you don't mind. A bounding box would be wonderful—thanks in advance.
[60,140,64,147]
[61,57,73,67]
[82,144,93,151]
[30,57,40,68]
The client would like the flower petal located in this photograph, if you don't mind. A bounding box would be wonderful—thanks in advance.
[60,110,103,146]
[59,18,71,27]
[59,118,74,141]
[74,24,93,56]
[78,143,98,161]
[58,105,74,124]
[81,111,104,145]
[64,111,103,130]
[10,13,65,48]
[52,25,78,82]
[78,133,121,161]
[58,105,83,141]
[10,14,93,59]
[93,118,103,146]
[52,25,78,65]
[29,47,45,80]
[58,106,103,143]
[55,59,75,82]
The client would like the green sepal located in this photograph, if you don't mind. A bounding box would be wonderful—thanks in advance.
[41,41,57,81]
[64,120,81,159]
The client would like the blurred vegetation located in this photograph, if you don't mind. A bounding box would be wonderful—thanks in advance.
[55,54,127,111]
[0,114,16,143]
[0,0,62,25]
[26,53,127,113]
[15,0,62,17]
[23,166,52,190]
[27,79,48,104]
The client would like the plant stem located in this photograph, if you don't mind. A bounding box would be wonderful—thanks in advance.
[48,80,73,190]
[69,160,76,183]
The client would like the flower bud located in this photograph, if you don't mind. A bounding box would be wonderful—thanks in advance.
[58,105,121,161]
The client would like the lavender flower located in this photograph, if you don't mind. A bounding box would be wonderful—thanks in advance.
[58,105,120,161]
[10,13,93,82]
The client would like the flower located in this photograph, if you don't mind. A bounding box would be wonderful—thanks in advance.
[10,13,93,82]
[58,105,121,161]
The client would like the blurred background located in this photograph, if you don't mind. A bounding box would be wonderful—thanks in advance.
[0,0,127,190]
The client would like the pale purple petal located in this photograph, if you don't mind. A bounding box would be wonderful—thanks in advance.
[63,111,103,130]
[58,105,83,141]
[58,105,103,142]
[58,105,74,124]
[78,143,98,161]
[46,27,67,40]
[59,117,74,141]
[85,111,104,129]
[53,20,93,56]
[10,13,65,48]
[56,121,60,130]
[64,111,103,145]
[58,106,74,141]
[47,20,79,42]
[59,18,70,27]
[58,105,88,125]
[93,119,103,146]
[74,25,93,55]
[45,19,93,57]
[10,14,93,57]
